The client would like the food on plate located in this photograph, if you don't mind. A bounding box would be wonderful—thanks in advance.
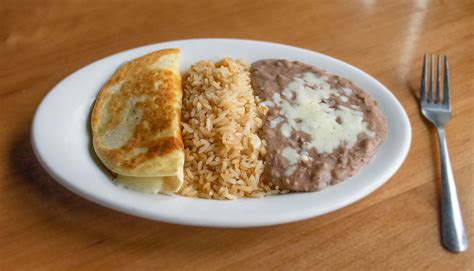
[90,49,387,199]
[178,58,280,199]
[91,48,185,193]
[250,59,387,191]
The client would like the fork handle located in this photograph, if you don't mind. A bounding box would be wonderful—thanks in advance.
[436,127,468,252]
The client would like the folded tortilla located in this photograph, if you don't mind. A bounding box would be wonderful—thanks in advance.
[91,48,184,193]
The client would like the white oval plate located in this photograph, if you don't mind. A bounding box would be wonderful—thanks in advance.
[32,39,411,227]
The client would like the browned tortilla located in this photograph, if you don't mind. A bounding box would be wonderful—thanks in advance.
[91,49,184,193]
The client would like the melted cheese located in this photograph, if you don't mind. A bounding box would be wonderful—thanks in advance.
[116,171,183,194]
[269,116,284,128]
[270,72,373,154]
[282,147,300,164]
[281,146,313,176]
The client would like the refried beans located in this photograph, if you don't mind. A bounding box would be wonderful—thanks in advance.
[250,59,387,191]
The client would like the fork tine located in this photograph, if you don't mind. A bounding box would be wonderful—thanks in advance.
[428,55,434,102]
[436,55,441,103]
[443,56,450,106]
[420,53,427,102]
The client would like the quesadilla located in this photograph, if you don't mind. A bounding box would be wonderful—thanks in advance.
[91,48,184,193]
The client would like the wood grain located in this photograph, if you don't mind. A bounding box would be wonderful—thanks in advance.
[1,0,473,270]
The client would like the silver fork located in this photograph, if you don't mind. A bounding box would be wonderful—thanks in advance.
[420,54,468,252]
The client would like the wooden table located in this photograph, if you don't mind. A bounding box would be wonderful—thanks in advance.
[1,0,472,269]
